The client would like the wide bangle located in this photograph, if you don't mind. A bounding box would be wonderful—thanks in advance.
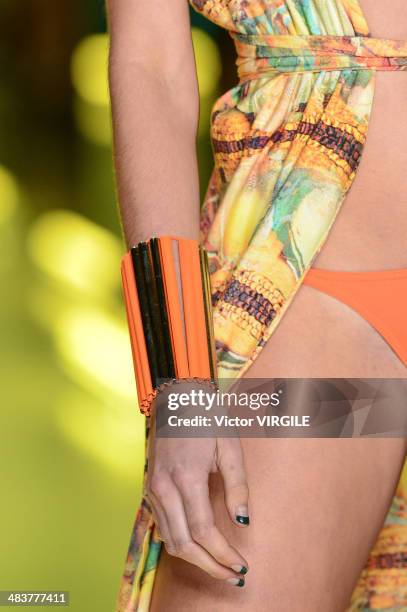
[121,236,217,416]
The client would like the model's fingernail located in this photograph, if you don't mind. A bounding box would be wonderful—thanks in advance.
[235,507,250,525]
[231,565,249,575]
[226,577,245,587]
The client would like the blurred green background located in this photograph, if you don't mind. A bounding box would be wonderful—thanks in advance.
[0,2,235,610]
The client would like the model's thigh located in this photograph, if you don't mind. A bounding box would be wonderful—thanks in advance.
[150,289,406,612]
[150,438,405,612]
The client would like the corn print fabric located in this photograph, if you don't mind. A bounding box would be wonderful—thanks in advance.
[115,1,407,610]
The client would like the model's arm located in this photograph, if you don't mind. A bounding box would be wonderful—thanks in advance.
[106,0,250,585]
[107,0,200,246]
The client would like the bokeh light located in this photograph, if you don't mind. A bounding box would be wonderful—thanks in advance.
[26,209,123,297]
[70,34,110,107]
[55,390,145,478]
[53,306,136,401]
[73,96,112,146]
[0,164,19,225]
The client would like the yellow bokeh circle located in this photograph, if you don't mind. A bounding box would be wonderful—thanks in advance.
[71,34,110,107]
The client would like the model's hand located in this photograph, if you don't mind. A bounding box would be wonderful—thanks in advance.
[146,384,249,585]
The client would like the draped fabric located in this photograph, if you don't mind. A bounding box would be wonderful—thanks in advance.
[196,0,407,380]
[116,2,407,610]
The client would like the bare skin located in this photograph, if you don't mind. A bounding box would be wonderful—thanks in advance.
[106,0,251,589]
[106,0,201,246]
[151,2,407,611]
[107,0,407,610]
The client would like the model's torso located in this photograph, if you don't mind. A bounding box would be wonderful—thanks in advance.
[192,0,407,271]
[315,0,407,272]
[193,0,407,377]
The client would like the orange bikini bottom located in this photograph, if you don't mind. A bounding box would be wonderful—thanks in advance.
[303,268,407,366]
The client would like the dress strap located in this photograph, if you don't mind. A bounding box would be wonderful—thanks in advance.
[230,32,407,81]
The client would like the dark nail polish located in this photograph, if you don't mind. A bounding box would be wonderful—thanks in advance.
[236,515,250,525]
[227,577,245,587]
[231,564,249,575]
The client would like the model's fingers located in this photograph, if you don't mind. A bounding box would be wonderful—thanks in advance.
[147,492,172,544]
[150,472,194,553]
[169,538,246,586]
[218,439,250,527]
[175,474,249,575]
[151,474,245,584]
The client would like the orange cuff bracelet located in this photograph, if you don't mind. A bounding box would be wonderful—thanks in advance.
[121,236,217,416]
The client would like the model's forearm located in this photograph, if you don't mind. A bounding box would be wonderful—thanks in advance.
[108,47,201,248]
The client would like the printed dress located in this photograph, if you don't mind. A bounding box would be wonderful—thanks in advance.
[116,1,407,610]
